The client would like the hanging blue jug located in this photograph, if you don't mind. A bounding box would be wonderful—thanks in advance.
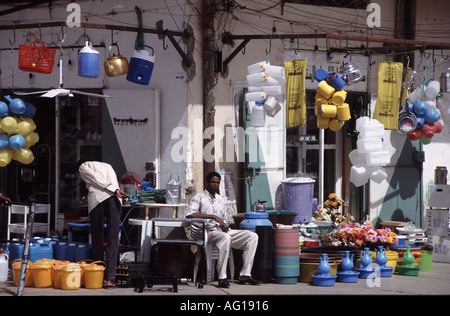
[78,41,100,78]
[127,45,155,85]
[0,101,9,117]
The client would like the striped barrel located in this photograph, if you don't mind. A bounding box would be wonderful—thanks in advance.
[273,228,299,284]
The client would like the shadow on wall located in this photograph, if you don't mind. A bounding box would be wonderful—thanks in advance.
[373,136,422,228]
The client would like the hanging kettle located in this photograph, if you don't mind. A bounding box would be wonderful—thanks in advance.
[104,43,129,77]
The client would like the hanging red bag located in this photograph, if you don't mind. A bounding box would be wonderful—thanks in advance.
[19,40,56,74]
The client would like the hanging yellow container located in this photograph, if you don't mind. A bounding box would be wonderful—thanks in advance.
[77,259,94,287]
[31,261,53,288]
[61,263,82,290]
[329,119,345,132]
[12,259,33,287]
[337,103,351,121]
[316,81,335,100]
[84,261,105,289]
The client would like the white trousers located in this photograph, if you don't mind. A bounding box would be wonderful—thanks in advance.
[207,228,258,280]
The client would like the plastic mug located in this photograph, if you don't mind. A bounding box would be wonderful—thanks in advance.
[332,90,347,105]
[316,81,335,99]
[326,72,346,90]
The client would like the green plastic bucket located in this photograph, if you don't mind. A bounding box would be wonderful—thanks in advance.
[419,250,433,272]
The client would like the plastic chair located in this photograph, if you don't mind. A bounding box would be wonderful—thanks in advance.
[192,226,234,285]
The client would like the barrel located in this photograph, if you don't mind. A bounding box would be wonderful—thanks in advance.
[273,228,299,284]
[240,212,273,232]
[251,226,273,283]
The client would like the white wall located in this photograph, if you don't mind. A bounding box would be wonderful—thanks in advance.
[0,1,190,194]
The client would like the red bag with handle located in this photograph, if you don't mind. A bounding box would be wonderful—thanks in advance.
[19,40,56,74]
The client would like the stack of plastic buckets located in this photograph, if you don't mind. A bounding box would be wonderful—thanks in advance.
[281,177,315,224]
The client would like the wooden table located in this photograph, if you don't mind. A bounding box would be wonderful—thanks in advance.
[135,202,187,220]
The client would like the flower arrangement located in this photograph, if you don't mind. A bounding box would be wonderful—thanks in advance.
[313,193,355,226]
[329,221,398,248]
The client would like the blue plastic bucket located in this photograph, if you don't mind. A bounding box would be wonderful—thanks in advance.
[240,212,273,232]
[282,178,315,224]
[126,45,155,85]
[273,228,299,284]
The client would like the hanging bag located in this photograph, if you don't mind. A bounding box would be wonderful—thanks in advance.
[18,40,56,74]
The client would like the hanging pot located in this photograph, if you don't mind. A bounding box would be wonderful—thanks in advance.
[104,43,129,77]
[340,63,362,85]
[253,200,267,212]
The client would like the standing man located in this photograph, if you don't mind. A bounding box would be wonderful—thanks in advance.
[0,193,11,206]
[186,171,260,288]
[76,160,129,288]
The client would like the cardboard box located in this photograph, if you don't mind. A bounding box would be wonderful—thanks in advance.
[426,209,450,237]
[430,235,450,263]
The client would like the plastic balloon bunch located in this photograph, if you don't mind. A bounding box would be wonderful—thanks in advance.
[314,69,351,131]
[405,80,443,144]
[0,95,38,166]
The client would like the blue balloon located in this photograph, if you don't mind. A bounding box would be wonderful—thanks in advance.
[425,108,440,123]
[413,100,427,117]
[416,116,425,129]
[9,134,25,150]
[0,134,9,149]
[0,102,9,118]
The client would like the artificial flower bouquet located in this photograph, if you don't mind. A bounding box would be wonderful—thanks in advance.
[329,221,398,248]
[313,193,355,226]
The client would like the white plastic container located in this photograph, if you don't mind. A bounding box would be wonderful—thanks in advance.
[366,150,390,166]
[247,61,270,74]
[355,116,370,132]
[357,137,383,153]
[348,149,366,167]
[247,72,268,85]
[370,167,388,183]
[265,65,285,77]
[263,85,283,95]
[250,104,265,127]
[358,123,385,139]
[425,80,440,99]
[350,165,369,187]
[245,91,267,102]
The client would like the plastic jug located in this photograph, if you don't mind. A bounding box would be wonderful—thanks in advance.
[0,252,8,282]
[14,148,34,164]
[250,103,265,127]
[78,41,100,78]
[127,45,155,85]
[0,135,9,150]
[1,116,17,134]
[166,173,181,204]
[4,95,25,115]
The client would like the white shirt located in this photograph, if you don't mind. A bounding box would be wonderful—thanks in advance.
[186,189,227,231]
[78,161,121,213]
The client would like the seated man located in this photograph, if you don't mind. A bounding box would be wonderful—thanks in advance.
[186,171,260,288]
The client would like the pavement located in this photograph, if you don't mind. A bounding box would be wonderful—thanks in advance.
[1,261,449,297]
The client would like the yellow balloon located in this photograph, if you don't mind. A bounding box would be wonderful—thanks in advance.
[21,118,36,131]
[16,119,34,135]
[14,148,34,164]
[24,132,39,148]
[1,116,17,134]
[0,149,12,167]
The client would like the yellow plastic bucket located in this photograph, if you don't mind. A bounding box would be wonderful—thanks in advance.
[52,261,69,289]
[84,261,105,289]
[61,263,82,290]
[31,261,53,288]
[77,259,94,287]
[12,259,33,287]
[35,259,56,283]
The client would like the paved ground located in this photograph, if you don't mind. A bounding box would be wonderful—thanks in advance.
[1,261,449,297]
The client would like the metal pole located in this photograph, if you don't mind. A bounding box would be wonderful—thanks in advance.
[16,199,36,296]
